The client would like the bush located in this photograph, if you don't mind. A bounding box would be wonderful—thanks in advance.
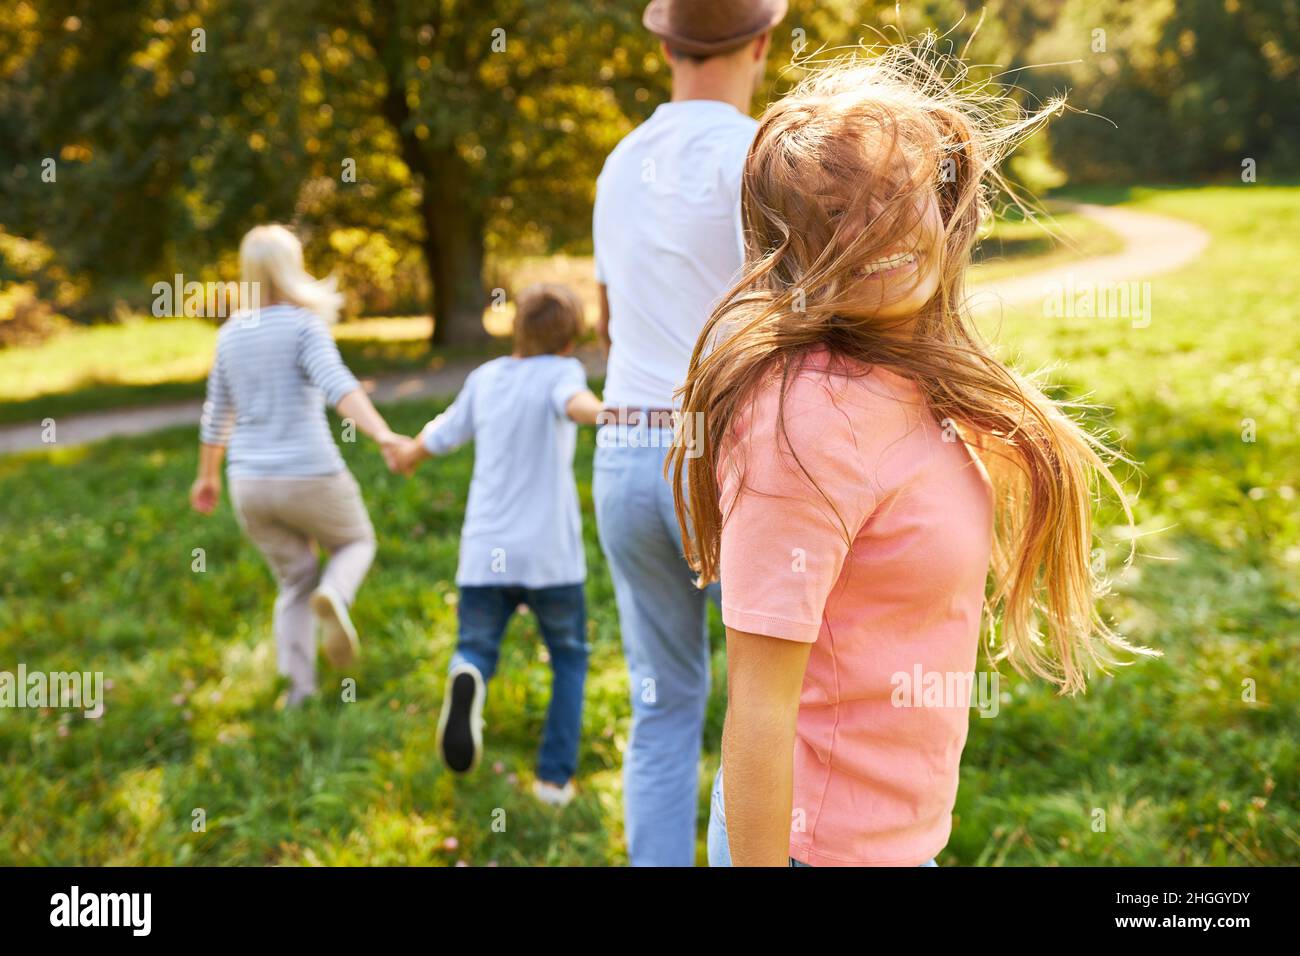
[0,282,68,349]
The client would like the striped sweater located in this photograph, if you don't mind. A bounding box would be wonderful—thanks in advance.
[199,305,361,478]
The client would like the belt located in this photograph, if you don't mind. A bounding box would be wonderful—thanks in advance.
[600,406,678,428]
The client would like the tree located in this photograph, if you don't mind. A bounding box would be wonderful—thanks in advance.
[0,0,658,344]
[8,0,1287,345]
[0,0,876,343]
[338,0,655,345]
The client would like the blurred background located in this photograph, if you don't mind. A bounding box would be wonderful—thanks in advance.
[0,0,1295,866]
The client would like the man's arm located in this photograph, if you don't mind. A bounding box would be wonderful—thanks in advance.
[721,626,811,866]
[596,283,611,357]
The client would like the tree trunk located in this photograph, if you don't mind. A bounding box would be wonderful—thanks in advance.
[422,157,490,348]
[372,8,490,348]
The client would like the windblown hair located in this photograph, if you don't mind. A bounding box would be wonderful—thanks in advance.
[669,39,1157,694]
[239,224,345,324]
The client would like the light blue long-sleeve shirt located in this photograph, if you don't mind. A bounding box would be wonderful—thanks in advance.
[422,354,589,588]
[200,305,361,478]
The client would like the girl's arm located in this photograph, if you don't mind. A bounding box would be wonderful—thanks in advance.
[722,626,812,867]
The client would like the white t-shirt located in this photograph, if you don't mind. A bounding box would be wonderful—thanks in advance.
[594,99,758,410]
[421,355,589,588]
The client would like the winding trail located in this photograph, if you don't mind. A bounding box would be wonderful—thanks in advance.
[0,203,1209,457]
[966,202,1210,315]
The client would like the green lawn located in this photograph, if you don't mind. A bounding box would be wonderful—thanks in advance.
[956,184,1299,865]
[0,185,1295,865]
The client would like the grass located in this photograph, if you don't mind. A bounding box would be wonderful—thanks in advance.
[0,185,1295,865]
[0,210,1116,426]
[953,184,1299,865]
[0,398,676,865]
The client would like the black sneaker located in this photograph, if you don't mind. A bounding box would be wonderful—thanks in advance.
[436,663,485,774]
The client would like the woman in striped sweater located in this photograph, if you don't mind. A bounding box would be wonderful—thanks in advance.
[190,224,404,705]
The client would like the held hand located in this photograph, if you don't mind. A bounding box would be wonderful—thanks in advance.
[377,432,409,474]
[391,436,426,476]
[190,477,220,515]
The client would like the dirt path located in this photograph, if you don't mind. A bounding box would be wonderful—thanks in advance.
[966,202,1210,315]
[0,203,1209,457]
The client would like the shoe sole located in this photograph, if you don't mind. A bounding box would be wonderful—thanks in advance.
[437,667,484,774]
[311,590,359,670]
[532,783,575,808]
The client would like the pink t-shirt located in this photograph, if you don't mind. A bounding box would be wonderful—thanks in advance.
[719,346,994,866]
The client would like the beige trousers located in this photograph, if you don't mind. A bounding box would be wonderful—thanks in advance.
[230,470,376,704]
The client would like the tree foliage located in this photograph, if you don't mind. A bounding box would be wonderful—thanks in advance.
[0,0,1294,342]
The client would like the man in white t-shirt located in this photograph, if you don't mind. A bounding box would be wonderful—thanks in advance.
[592,0,785,866]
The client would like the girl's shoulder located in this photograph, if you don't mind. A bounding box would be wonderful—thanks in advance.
[727,350,920,481]
[725,349,925,474]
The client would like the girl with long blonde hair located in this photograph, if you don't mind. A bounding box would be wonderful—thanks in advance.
[191,224,405,706]
[669,43,1156,866]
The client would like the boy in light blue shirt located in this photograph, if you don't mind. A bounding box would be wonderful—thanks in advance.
[393,284,603,806]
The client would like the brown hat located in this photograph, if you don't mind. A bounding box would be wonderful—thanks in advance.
[643,0,788,58]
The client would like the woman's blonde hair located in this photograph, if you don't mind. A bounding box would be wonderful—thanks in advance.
[669,39,1157,694]
[238,224,344,323]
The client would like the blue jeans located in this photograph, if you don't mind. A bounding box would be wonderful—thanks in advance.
[707,767,940,867]
[594,423,721,866]
[454,583,589,786]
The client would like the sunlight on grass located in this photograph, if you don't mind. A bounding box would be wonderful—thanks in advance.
[0,317,217,401]
[331,316,433,342]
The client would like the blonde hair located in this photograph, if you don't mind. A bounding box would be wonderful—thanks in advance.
[238,224,344,323]
[514,283,583,356]
[669,41,1158,694]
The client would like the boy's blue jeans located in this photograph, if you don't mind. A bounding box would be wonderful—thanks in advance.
[453,583,589,786]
